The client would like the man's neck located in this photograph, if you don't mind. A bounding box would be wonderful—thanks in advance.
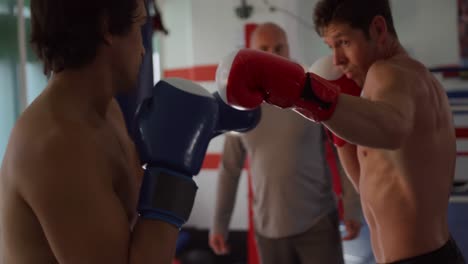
[48,60,115,119]
[381,37,407,60]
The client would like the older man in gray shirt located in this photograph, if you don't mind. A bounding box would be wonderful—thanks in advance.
[209,22,362,264]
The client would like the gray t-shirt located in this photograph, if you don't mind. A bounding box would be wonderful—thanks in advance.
[211,104,361,239]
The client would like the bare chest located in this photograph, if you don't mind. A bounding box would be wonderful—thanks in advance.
[94,125,141,222]
[357,147,398,194]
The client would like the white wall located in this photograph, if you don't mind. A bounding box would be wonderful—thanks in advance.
[391,0,459,67]
[162,0,461,69]
[190,0,244,65]
[159,0,193,69]
[295,0,461,67]
[161,0,304,69]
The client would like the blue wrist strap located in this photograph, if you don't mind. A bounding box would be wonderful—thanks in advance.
[137,167,198,229]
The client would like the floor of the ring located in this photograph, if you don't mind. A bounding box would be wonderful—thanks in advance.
[175,202,468,264]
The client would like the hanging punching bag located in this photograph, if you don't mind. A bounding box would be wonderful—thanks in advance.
[116,0,155,144]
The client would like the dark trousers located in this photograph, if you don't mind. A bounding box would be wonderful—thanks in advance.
[255,210,344,264]
[389,236,466,264]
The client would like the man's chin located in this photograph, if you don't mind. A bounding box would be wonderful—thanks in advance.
[345,72,353,79]
[347,74,364,87]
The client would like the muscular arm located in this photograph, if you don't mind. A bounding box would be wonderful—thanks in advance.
[108,100,177,262]
[324,62,415,149]
[337,150,362,221]
[19,135,178,264]
[129,220,178,263]
[211,134,247,238]
[337,144,360,191]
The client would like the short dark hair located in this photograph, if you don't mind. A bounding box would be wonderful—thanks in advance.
[30,0,140,75]
[313,0,397,38]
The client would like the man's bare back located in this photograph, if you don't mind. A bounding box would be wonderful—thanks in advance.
[356,54,456,262]
[0,84,142,263]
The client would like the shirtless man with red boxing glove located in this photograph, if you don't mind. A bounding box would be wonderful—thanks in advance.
[215,0,464,263]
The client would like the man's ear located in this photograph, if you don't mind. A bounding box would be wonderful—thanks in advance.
[370,15,388,44]
[101,15,113,45]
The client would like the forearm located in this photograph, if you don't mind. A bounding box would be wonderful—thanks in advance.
[129,219,179,264]
[212,136,246,236]
[336,144,360,191]
[339,160,362,221]
[129,168,196,263]
[325,94,411,149]
[212,166,242,237]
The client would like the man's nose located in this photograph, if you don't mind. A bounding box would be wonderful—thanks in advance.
[333,50,346,66]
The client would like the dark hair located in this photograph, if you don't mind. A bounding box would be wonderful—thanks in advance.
[313,0,397,38]
[30,0,140,75]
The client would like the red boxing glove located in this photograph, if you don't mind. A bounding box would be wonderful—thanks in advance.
[308,55,362,146]
[216,49,339,122]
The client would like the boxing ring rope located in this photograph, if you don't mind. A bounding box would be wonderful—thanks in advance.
[431,66,468,203]
[430,66,468,73]
[450,196,468,203]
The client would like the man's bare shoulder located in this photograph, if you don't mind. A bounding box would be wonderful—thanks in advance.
[364,55,428,98]
[6,103,99,192]
[368,55,428,83]
[2,99,136,263]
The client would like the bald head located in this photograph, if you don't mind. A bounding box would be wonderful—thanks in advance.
[251,22,290,59]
